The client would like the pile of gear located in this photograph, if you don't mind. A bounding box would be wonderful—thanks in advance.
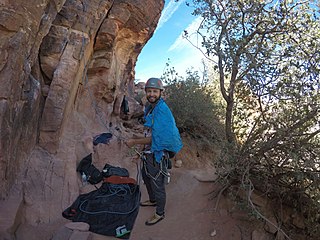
[62,153,140,239]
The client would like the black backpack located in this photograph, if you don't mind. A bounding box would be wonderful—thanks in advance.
[102,163,129,178]
[76,154,103,184]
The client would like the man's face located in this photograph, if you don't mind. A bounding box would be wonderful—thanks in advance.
[146,88,161,104]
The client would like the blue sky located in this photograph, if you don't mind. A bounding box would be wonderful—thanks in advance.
[135,0,204,82]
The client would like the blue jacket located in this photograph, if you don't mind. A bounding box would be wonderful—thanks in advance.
[144,98,183,162]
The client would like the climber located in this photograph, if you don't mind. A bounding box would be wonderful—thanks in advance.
[125,77,183,226]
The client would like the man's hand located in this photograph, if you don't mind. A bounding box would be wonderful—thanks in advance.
[125,139,135,148]
[124,137,152,148]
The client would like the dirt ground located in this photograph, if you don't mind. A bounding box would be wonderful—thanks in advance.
[9,136,259,240]
[90,163,255,240]
[130,168,218,240]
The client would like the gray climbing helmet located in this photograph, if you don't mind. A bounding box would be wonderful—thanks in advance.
[145,78,164,90]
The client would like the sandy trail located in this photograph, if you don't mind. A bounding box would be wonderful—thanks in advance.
[129,168,216,240]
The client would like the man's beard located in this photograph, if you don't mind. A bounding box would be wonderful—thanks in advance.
[147,95,160,104]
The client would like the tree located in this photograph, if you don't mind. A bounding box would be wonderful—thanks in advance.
[186,0,319,143]
[183,0,320,237]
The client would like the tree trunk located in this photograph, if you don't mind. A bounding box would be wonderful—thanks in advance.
[225,99,234,143]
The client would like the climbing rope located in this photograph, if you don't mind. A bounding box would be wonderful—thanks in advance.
[78,183,140,215]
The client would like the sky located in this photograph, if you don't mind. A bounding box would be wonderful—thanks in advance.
[135,0,205,82]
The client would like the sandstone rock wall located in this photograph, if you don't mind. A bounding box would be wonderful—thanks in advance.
[0,1,163,238]
[0,0,163,200]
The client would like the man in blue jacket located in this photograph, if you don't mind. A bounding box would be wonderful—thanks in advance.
[126,78,183,225]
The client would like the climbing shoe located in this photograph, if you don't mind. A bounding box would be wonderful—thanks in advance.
[145,213,165,226]
[140,200,156,207]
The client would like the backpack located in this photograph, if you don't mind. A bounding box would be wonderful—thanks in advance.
[76,154,103,184]
[102,163,129,178]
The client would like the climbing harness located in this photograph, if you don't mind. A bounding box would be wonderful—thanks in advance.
[138,150,171,185]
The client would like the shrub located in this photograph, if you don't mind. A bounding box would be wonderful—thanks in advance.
[162,66,224,141]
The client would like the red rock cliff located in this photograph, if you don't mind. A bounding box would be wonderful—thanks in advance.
[0,0,163,194]
[0,0,163,238]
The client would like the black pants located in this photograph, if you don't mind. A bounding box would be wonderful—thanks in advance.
[141,153,167,216]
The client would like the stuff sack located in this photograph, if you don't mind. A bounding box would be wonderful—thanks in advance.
[102,163,129,178]
[93,132,113,146]
[62,181,140,239]
[76,154,103,184]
